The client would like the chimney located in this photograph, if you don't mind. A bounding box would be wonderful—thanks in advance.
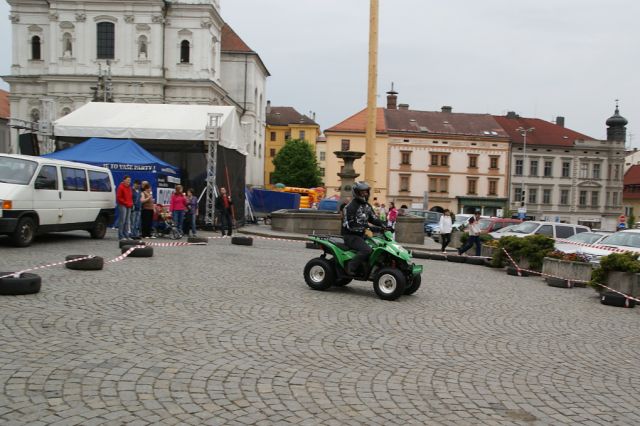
[555,116,565,127]
[441,105,452,113]
[506,111,518,119]
[266,100,271,114]
[386,83,398,110]
[398,103,409,110]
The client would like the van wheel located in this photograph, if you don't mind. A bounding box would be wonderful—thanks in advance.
[11,217,36,247]
[90,215,107,239]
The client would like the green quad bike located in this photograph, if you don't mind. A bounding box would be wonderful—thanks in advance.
[303,227,423,301]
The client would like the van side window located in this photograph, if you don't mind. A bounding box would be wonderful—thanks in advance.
[556,225,575,239]
[34,165,58,190]
[88,170,112,192]
[575,228,588,234]
[536,224,553,237]
[61,167,88,191]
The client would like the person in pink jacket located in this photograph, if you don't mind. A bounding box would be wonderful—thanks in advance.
[169,185,188,237]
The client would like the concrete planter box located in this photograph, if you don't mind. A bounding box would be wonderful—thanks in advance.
[603,271,640,297]
[542,258,591,288]
[450,231,463,248]
[481,245,495,258]
[395,215,424,245]
[271,210,341,234]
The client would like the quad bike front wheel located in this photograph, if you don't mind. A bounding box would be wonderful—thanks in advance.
[404,274,422,295]
[373,268,406,301]
[304,257,335,291]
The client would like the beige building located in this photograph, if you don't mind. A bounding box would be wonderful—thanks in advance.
[324,92,510,215]
[264,104,320,185]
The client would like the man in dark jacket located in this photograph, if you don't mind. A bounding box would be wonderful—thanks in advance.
[341,181,385,276]
[215,187,233,237]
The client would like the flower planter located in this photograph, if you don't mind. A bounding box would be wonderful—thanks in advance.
[506,259,531,277]
[481,245,495,258]
[542,257,591,288]
[602,271,640,297]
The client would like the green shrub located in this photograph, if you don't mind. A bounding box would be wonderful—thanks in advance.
[490,234,555,271]
[590,252,640,290]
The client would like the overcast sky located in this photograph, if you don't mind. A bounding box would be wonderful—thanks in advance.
[1,0,638,144]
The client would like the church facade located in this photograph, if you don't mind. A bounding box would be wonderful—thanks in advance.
[4,0,268,185]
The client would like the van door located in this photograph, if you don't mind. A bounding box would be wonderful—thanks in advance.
[60,166,90,224]
[33,165,62,226]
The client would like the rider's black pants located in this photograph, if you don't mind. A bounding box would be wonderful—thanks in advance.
[343,234,372,273]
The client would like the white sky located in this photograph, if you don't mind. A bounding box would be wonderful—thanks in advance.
[1,0,638,144]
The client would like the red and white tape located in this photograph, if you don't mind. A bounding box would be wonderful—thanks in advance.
[554,238,631,254]
[145,241,205,247]
[105,245,141,264]
[502,248,640,303]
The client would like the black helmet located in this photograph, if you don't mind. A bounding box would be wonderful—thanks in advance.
[352,181,370,203]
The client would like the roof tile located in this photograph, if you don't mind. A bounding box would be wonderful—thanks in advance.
[325,108,386,133]
[266,106,318,126]
[494,115,594,147]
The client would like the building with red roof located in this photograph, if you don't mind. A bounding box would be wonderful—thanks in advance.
[623,164,640,224]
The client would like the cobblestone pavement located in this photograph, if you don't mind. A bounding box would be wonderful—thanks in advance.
[0,230,639,425]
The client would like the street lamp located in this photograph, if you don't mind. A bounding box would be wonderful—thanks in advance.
[516,126,535,217]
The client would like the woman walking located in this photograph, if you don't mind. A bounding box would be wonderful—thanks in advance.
[439,209,454,253]
[170,185,188,238]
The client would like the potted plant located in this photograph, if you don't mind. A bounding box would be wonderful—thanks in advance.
[542,250,592,288]
[481,238,499,258]
[590,252,640,296]
[491,235,555,276]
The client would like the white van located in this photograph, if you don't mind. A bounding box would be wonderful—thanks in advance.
[0,154,116,246]
[489,220,590,240]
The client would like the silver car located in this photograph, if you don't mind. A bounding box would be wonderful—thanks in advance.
[554,231,612,254]
[575,229,640,264]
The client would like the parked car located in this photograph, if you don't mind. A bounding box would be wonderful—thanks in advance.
[0,154,116,246]
[477,218,522,234]
[554,231,612,254]
[405,209,443,235]
[490,221,590,240]
[575,230,640,264]
[432,213,475,243]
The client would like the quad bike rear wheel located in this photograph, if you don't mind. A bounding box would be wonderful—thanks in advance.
[303,257,335,291]
[373,267,406,301]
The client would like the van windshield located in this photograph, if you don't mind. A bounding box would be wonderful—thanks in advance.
[0,157,38,185]
[509,222,539,234]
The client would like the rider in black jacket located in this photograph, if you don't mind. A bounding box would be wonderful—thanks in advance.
[341,181,385,276]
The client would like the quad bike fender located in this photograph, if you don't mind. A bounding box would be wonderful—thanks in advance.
[307,236,355,268]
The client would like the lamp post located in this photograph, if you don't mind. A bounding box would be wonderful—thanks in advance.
[516,126,535,218]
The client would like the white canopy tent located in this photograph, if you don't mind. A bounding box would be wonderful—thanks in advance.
[53,102,247,155]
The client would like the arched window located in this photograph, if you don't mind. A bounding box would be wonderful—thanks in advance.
[97,22,115,59]
[30,109,40,123]
[61,107,71,116]
[63,32,73,56]
[31,36,41,60]
[180,40,190,63]
[254,88,258,113]
[138,35,148,59]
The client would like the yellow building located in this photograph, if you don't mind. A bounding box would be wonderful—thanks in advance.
[264,103,320,185]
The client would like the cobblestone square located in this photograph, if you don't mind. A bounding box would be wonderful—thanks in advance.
[1,231,639,425]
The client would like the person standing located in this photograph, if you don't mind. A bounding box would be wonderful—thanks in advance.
[116,176,133,240]
[130,180,142,239]
[140,182,155,238]
[169,185,187,238]
[458,211,482,256]
[438,209,454,253]
[387,202,398,229]
[184,188,198,237]
[215,187,234,237]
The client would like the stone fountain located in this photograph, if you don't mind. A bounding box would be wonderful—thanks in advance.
[335,150,365,201]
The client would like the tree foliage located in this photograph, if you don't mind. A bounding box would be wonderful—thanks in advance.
[272,139,321,188]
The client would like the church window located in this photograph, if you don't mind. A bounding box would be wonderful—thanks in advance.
[30,109,40,123]
[63,32,73,56]
[97,22,115,59]
[138,35,148,59]
[31,36,41,60]
[180,40,190,63]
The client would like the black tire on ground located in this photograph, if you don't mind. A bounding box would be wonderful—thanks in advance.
[546,277,571,288]
[65,255,104,271]
[373,267,406,301]
[231,236,253,246]
[404,274,422,295]
[430,253,447,261]
[0,272,42,295]
[187,237,208,244]
[119,240,145,248]
[11,216,37,247]
[305,242,320,249]
[412,251,430,259]
[506,266,529,277]
[466,257,487,266]
[121,245,154,258]
[447,255,467,263]
[303,257,335,291]
[90,215,108,239]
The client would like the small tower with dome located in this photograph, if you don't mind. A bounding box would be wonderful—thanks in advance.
[606,100,628,142]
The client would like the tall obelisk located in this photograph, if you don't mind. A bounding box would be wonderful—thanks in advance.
[364,0,379,187]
